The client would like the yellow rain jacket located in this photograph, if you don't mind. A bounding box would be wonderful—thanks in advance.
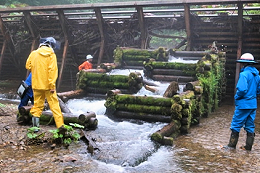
[26,45,64,128]
[26,46,58,90]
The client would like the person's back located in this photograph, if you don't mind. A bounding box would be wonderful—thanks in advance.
[235,65,260,109]
[27,45,58,90]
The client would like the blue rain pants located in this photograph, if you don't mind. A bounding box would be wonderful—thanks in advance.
[230,108,256,134]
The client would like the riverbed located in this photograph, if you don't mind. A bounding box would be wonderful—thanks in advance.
[1,80,260,173]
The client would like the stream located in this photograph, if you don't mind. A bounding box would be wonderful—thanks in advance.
[1,58,260,172]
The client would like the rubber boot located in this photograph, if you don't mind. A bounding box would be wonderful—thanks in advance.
[243,132,255,151]
[227,130,239,149]
[32,116,40,132]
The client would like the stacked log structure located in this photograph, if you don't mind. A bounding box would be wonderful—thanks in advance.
[76,70,143,95]
[113,46,168,68]
[105,89,173,123]
[143,59,197,83]
[194,52,226,117]
[105,52,226,145]
[17,106,98,130]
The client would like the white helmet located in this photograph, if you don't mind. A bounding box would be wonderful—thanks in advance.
[86,55,93,60]
[236,53,258,64]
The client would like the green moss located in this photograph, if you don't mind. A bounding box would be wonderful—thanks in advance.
[151,132,163,142]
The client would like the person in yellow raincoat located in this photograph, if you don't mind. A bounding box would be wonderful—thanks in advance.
[26,37,65,132]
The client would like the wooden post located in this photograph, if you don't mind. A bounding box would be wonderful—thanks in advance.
[235,3,243,95]
[184,4,191,51]
[0,40,7,76]
[57,10,69,90]
[0,16,15,76]
[136,6,147,49]
[94,8,105,65]
[23,11,39,51]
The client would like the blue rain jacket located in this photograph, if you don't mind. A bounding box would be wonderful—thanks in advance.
[234,66,260,109]
[18,73,33,108]
[24,73,33,98]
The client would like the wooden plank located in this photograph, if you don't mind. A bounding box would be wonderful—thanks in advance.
[0,1,256,13]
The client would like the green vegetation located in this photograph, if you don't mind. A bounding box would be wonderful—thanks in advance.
[26,123,84,147]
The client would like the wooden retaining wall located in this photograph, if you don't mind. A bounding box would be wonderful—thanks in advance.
[105,53,226,145]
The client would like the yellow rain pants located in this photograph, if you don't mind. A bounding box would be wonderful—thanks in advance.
[30,89,64,128]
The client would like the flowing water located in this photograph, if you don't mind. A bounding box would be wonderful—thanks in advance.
[1,67,260,172]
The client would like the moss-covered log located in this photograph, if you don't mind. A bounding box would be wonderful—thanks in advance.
[116,104,172,115]
[77,71,143,94]
[163,81,179,98]
[172,90,195,104]
[150,120,181,145]
[115,94,173,107]
[113,47,168,68]
[113,111,171,123]
[17,106,98,129]
[40,111,98,130]
[184,81,200,91]
[152,75,195,83]
[145,61,197,70]
[153,69,196,76]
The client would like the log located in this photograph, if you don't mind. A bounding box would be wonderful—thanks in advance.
[40,111,98,129]
[40,111,79,125]
[144,84,159,94]
[184,81,200,91]
[80,129,99,154]
[41,97,71,113]
[115,94,173,107]
[18,106,98,129]
[58,97,71,113]
[152,75,195,83]
[82,69,106,73]
[57,89,86,102]
[79,111,98,130]
[99,62,118,71]
[151,120,181,145]
[106,89,122,97]
[113,111,171,123]
[116,104,172,116]
[142,78,159,86]
[153,69,195,76]
[173,90,195,104]
[163,81,179,98]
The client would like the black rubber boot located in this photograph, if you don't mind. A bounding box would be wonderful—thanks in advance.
[243,132,255,151]
[227,130,239,149]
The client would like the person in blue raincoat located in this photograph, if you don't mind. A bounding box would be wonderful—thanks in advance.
[18,72,34,109]
[226,53,260,151]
